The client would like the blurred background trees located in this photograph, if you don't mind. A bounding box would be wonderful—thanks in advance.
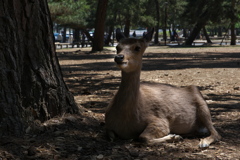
[47,0,240,49]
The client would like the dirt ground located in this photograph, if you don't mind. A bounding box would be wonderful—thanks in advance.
[1,45,240,159]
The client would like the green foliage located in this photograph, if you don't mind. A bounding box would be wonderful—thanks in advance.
[48,0,91,28]
[166,0,188,28]
[47,0,240,33]
[106,0,156,28]
[182,0,225,27]
[223,0,240,24]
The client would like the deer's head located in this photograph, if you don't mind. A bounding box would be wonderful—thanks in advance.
[114,28,154,73]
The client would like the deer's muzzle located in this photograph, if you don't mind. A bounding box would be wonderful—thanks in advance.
[114,55,125,64]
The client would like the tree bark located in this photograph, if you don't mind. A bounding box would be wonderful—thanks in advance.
[92,0,108,52]
[0,0,79,136]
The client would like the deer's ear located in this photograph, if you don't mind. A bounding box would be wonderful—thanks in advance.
[116,28,126,42]
[143,28,154,42]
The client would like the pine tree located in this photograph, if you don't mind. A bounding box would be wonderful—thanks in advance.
[0,0,79,136]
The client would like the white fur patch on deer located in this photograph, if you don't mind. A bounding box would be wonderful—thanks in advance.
[105,28,221,148]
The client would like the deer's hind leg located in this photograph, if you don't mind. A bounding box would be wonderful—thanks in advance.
[193,87,221,148]
[139,119,182,144]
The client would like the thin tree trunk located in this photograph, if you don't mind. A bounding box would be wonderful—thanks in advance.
[105,11,116,46]
[218,26,222,37]
[185,5,211,46]
[154,0,160,44]
[163,28,167,45]
[183,29,187,38]
[185,22,205,45]
[62,26,67,42]
[74,29,80,42]
[169,28,172,41]
[203,26,212,43]
[236,28,240,36]
[92,0,108,52]
[124,18,130,38]
[154,28,159,44]
[163,3,168,45]
[230,23,236,45]
[230,0,236,45]
[83,29,93,42]
[73,29,80,47]
[0,0,79,136]
[214,27,217,36]
[105,26,114,46]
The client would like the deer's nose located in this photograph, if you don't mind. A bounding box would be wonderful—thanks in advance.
[114,55,124,64]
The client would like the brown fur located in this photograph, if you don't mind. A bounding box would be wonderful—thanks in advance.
[105,29,221,148]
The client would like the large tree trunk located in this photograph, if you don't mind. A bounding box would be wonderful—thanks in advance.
[0,0,79,136]
[92,0,108,52]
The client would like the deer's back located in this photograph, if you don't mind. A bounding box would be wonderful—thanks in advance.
[139,82,204,134]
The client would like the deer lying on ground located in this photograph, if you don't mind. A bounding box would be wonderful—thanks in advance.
[105,28,221,148]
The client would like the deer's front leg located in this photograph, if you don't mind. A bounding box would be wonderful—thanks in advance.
[139,120,182,144]
[106,129,117,142]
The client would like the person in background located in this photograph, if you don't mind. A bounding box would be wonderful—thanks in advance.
[81,32,86,48]
[132,31,136,37]
[57,33,62,42]
[68,34,74,43]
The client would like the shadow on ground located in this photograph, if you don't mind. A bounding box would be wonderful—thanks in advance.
[1,49,236,159]
[58,52,240,73]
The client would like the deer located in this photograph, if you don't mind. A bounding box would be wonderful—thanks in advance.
[105,28,221,148]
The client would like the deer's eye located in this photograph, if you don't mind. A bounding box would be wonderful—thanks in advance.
[134,46,141,52]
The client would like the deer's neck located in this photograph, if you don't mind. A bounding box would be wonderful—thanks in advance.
[118,70,141,99]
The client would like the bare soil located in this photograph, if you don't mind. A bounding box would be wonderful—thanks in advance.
[1,46,240,159]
